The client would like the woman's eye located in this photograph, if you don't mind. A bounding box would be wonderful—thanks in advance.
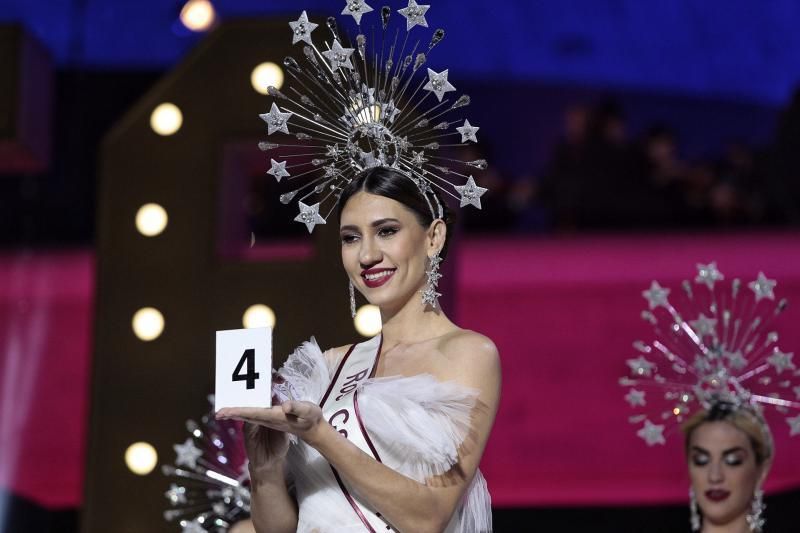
[692,455,709,466]
[377,227,398,237]
[724,454,744,466]
[340,234,359,244]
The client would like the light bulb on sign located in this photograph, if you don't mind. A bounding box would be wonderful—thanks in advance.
[180,0,216,32]
[150,103,183,136]
[242,304,276,329]
[251,62,284,95]
[125,441,158,475]
[354,304,382,337]
[135,203,168,236]
[132,307,165,341]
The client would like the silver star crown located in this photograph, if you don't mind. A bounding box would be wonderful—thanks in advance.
[163,396,251,530]
[257,3,490,232]
[620,263,800,447]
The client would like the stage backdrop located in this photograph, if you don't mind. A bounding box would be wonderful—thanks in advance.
[1,233,800,509]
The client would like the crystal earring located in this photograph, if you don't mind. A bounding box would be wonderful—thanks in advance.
[746,488,766,532]
[421,251,443,308]
[689,487,701,532]
[349,279,356,319]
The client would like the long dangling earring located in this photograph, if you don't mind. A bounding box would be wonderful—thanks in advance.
[349,279,356,318]
[746,488,766,532]
[689,487,701,532]
[421,251,443,308]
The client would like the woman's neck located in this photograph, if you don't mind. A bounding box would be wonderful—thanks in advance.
[379,291,454,347]
[701,513,750,533]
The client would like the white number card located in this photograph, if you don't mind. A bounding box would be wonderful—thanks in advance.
[215,327,272,412]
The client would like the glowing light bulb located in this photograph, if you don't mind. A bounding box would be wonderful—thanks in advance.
[354,304,382,336]
[242,304,276,329]
[132,307,165,341]
[125,442,158,475]
[180,0,216,32]
[251,62,284,95]
[150,103,183,136]
[135,203,168,237]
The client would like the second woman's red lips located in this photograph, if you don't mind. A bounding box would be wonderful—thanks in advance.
[361,268,396,288]
[705,489,731,502]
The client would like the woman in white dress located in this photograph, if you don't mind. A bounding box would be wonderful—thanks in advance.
[217,166,501,532]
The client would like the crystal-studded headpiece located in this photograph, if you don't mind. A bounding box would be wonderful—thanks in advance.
[258,1,489,232]
[620,263,800,447]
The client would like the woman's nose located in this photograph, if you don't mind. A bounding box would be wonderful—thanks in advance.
[359,238,381,266]
[708,461,724,484]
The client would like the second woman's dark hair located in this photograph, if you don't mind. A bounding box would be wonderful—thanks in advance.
[337,167,456,260]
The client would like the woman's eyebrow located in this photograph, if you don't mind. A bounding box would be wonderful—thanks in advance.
[722,446,746,455]
[340,218,401,232]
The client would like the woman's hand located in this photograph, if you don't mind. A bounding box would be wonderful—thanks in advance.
[217,401,327,447]
[242,422,290,475]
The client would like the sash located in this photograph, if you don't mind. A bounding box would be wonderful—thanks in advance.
[319,334,392,532]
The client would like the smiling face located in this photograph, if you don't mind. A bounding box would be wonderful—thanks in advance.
[339,191,441,313]
[687,420,767,528]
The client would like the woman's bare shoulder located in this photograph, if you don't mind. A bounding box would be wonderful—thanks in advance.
[437,329,500,382]
[322,343,353,367]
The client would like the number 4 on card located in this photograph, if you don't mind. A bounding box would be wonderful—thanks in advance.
[215,327,272,412]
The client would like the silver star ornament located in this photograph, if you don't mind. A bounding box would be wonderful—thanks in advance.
[748,272,776,301]
[642,281,670,310]
[695,262,724,289]
[288,11,318,45]
[424,69,456,102]
[456,119,479,143]
[294,201,326,233]
[341,0,373,25]
[165,483,187,505]
[627,356,655,377]
[690,314,717,338]
[454,176,487,208]
[398,0,431,30]
[174,438,203,469]
[267,159,290,181]
[637,419,666,446]
[767,349,795,374]
[625,389,646,407]
[322,40,356,70]
[260,103,292,135]
[788,414,800,436]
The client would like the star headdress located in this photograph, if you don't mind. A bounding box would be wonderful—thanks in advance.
[162,395,251,532]
[258,2,489,233]
[620,263,800,446]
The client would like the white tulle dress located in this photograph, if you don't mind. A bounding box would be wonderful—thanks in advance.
[272,335,492,533]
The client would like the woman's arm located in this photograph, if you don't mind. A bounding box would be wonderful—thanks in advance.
[221,333,501,533]
[242,424,298,533]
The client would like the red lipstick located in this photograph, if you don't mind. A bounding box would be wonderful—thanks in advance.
[361,268,396,288]
[705,489,731,502]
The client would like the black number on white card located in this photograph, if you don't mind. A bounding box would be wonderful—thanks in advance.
[232,348,260,389]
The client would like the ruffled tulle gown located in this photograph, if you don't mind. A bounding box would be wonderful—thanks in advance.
[272,336,492,533]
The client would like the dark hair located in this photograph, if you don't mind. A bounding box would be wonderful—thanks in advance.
[337,167,456,260]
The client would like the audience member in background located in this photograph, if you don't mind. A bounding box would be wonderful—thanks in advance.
[537,103,591,230]
[711,141,765,226]
[460,142,513,232]
[766,87,800,224]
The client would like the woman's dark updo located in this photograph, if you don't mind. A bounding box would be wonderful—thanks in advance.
[337,167,456,261]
